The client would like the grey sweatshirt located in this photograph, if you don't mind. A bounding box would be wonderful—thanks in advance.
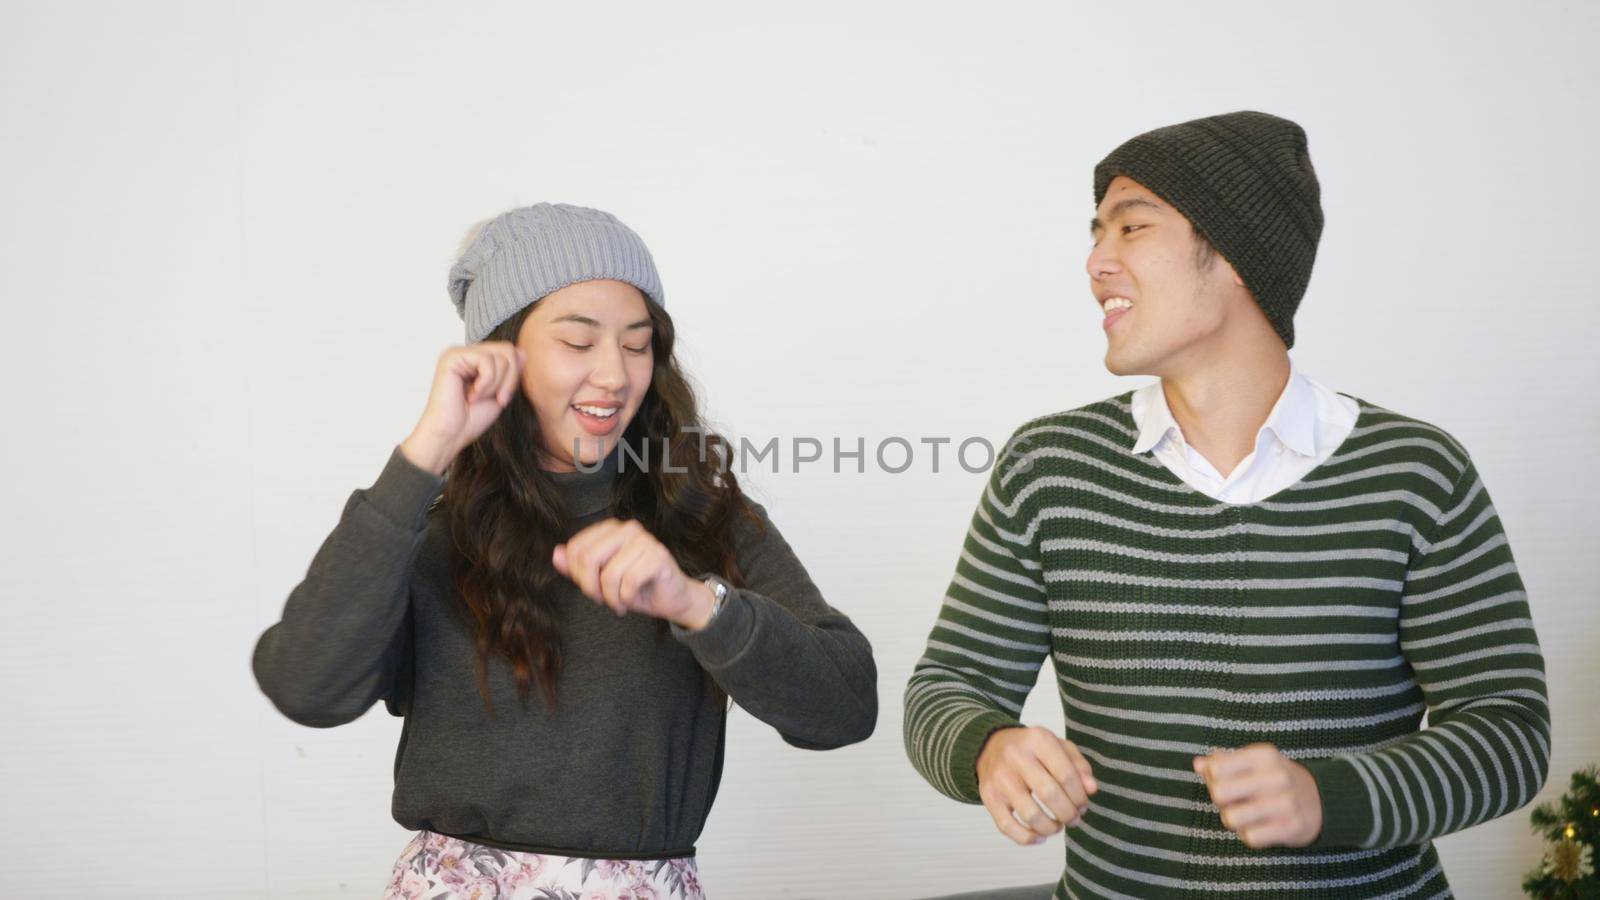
[252,446,877,858]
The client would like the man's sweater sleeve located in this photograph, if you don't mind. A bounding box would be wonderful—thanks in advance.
[903,441,1050,804]
[669,499,879,750]
[252,446,445,728]
[1305,457,1551,848]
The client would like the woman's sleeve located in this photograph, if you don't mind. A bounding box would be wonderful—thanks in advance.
[251,446,444,727]
[670,499,879,749]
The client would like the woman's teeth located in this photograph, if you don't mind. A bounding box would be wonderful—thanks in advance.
[1102,297,1133,314]
[573,404,617,418]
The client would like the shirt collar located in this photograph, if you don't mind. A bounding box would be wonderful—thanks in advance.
[1130,382,1181,455]
[1261,359,1318,458]
[1128,359,1319,459]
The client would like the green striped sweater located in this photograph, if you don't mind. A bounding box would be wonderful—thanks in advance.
[903,392,1549,899]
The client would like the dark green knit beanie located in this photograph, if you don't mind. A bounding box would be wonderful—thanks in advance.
[1093,110,1323,349]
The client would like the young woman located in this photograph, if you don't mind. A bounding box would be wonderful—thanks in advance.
[252,203,878,900]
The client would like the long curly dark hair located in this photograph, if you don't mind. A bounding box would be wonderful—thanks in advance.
[439,297,757,714]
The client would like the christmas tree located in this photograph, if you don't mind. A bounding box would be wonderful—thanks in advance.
[1523,764,1599,899]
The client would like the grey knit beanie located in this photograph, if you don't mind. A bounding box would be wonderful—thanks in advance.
[1093,110,1322,349]
[447,203,665,343]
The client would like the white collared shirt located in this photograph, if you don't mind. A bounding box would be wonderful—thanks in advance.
[1128,360,1360,504]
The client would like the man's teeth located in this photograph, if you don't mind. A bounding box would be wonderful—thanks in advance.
[574,404,617,418]
[1102,297,1133,313]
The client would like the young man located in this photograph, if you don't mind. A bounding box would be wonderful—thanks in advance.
[903,111,1549,898]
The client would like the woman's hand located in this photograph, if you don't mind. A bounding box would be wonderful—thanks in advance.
[400,342,526,475]
[552,519,718,630]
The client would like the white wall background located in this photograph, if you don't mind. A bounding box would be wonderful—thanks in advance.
[2,1,1595,897]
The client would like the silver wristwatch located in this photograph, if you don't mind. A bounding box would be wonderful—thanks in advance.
[700,574,729,623]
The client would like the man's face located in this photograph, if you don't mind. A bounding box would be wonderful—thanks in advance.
[1087,176,1246,377]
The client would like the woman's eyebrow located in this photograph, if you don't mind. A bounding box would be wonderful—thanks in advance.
[549,314,653,330]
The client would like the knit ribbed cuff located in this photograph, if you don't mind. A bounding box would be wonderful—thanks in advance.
[947,713,1026,803]
[670,586,756,669]
[1304,756,1376,849]
[363,445,447,532]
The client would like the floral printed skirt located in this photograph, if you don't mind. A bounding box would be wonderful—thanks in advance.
[382,830,706,900]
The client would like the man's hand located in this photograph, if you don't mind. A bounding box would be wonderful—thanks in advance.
[1194,743,1323,848]
[976,725,1098,846]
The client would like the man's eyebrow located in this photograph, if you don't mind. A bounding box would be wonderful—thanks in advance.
[551,314,653,330]
[1089,197,1167,236]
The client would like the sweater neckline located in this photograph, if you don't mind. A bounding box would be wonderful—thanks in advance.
[546,450,619,519]
[1115,391,1374,510]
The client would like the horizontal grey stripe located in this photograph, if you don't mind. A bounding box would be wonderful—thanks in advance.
[1006,475,1223,519]
[1064,716,1209,754]
[917,671,1027,711]
[1406,531,1506,582]
[937,596,1050,637]
[1054,626,1397,647]
[1059,652,1407,675]
[1409,642,1543,671]
[1062,689,1426,733]
[1011,410,1138,447]
[1043,569,1403,592]
[1015,505,1419,548]
[1401,617,1533,651]
[949,571,1047,615]
[1372,863,1448,900]
[1349,414,1454,438]
[1065,828,1425,892]
[1256,487,1441,521]
[907,665,1024,714]
[1076,813,1393,867]
[1070,731,1412,794]
[1434,690,1548,714]
[1079,745,1208,793]
[1002,419,1152,488]
[1088,799,1221,839]
[959,545,1044,593]
[1007,445,1200,496]
[998,451,1452,522]
[1041,536,1409,565]
[1006,476,1444,529]
[966,516,1042,570]
[1282,459,1454,494]
[1439,478,1487,527]
[1328,428,1465,472]
[1423,505,1495,555]
[973,497,1035,555]
[1057,674,1418,705]
[1428,665,1547,693]
[1064,861,1146,900]
[1404,590,1526,627]
[924,640,1041,676]
[1052,599,1398,620]
[1404,562,1520,605]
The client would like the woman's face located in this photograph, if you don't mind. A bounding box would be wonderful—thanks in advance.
[515,279,655,471]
